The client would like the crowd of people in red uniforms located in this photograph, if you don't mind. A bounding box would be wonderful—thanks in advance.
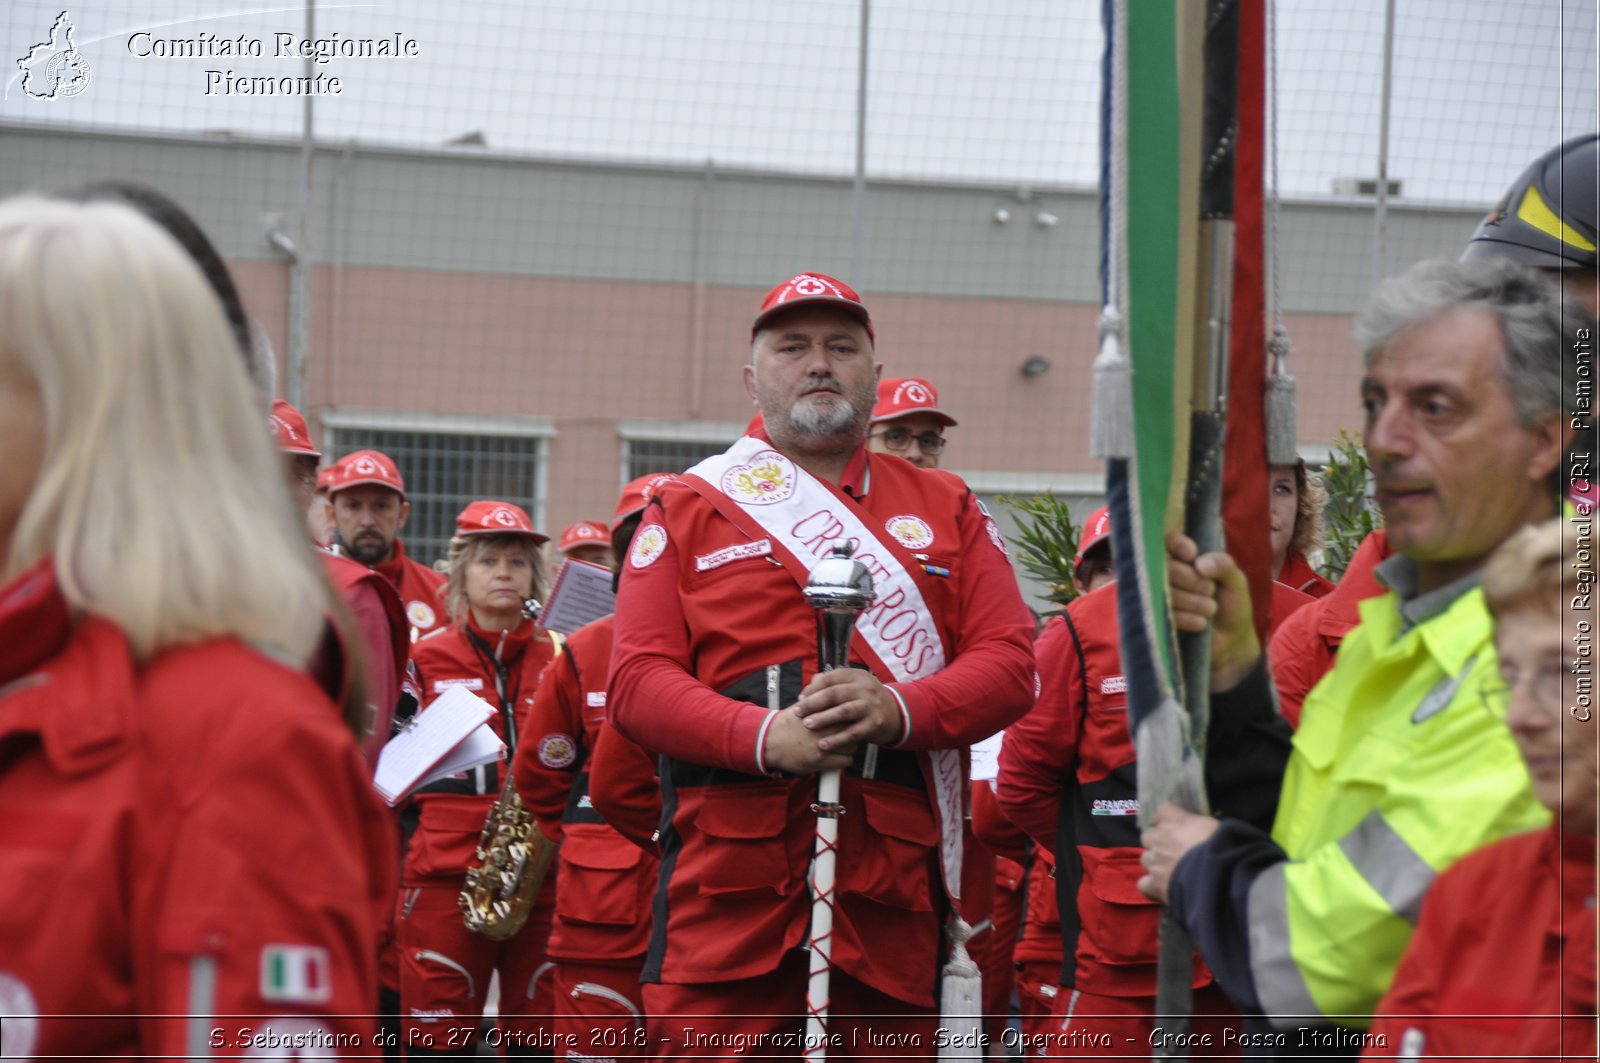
[3,137,1597,1063]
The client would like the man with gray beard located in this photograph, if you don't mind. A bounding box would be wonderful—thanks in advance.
[608,272,1037,1057]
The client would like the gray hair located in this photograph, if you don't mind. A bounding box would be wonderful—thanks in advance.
[1353,256,1594,427]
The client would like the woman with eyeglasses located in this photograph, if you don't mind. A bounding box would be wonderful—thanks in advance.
[1364,518,1596,1061]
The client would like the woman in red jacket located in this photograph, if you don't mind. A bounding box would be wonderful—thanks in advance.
[0,197,394,1058]
[1269,459,1335,598]
[1366,519,1597,1061]
[397,501,562,1057]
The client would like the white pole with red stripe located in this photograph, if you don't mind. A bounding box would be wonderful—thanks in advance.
[802,541,876,1062]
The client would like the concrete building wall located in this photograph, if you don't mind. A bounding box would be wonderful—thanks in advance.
[0,122,1485,592]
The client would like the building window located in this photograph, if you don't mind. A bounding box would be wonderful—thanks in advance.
[624,438,732,480]
[324,413,552,569]
[618,420,745,481]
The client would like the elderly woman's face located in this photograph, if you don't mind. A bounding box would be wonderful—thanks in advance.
[1495,603,1598,834]
[0,363,45,574]
[465,539,536,615]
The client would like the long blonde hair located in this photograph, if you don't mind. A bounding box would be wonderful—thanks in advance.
[0,196,326,664]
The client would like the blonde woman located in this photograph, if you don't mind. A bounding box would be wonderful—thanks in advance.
[399,501,561,1055]
[0,197,394,1057]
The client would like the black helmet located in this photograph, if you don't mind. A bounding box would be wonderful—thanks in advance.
[1463,133,1598,271]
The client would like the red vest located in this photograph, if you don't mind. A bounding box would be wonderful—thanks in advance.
[403,619,557,886]
[610,449,1036,1003]
[514,616,656,962]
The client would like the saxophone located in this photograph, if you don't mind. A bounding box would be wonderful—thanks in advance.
[458,776,557,939]
[458,598,559,940]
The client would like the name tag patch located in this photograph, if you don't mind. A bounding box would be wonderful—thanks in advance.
[1100,675,1127,695]
[433,677,484,693]
[586,692,607,707]
[695,538,773,571]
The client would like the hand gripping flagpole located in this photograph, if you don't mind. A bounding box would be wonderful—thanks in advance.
[801,540,876,1062]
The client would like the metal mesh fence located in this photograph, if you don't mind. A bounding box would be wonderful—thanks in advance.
[3,0,1594,605]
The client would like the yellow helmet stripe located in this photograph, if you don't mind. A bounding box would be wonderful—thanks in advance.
[1516,185,1598,252]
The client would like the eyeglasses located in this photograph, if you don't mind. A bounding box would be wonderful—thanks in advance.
[1480,662,1580,715]
[871,427,946,455]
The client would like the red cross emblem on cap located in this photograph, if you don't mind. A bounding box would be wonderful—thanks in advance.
[793,275,829,296]
[354,456,379,476]
[491,508,518,527]
[900,381,930,404]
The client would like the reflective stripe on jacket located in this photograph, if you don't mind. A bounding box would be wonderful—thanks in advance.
[1258,585,1549,1025]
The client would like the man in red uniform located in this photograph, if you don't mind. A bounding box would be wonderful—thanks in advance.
[997,508,1242,1053]
[555,519,616,570]
[609,272,1037,1057]
[866,376,957,470]
[515,475,671,1061]
[326,449,448,641]
[271,402,410,763]
[867,375,1017,1047]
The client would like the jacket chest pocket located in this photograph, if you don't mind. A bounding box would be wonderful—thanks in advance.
[692,786,793,896]
[837,783,939,912]
[557,824,647,925]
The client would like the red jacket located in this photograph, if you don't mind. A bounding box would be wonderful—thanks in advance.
[322,551,409,766]
[998,587,1210,996]
[372,538,448,641]
[405,617,558,887]
[1278,550,1335,599]
[0,560,395,1058]
[972,778,1061,970]
[609,441,1036,1004]
[587,719,663,853]
[513,615,655,962]
[1366,826,1597,1062]
[1268,529,1390,728]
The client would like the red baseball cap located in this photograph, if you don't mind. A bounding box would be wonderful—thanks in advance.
[326,449,406,498]
[269,399,321,457]
[454,500,548,544]
[557,520,610,553]
[612,472,676,529]
[751,272,874,342]
[870,377,958,427]
[1074,506,1113,575]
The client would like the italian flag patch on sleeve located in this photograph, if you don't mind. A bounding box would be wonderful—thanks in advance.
[260,944,332,1003]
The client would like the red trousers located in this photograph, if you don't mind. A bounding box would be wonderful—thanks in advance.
[642,949,939,1060]
[1016,961,1062,1040]
[1031,983,1241,1059]
[396,883,557,1054]
[552,959,648,1061]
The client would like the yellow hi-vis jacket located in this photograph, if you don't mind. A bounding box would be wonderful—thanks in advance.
[1255,585,1549,1028]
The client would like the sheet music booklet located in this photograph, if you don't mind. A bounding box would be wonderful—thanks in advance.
[373,685,504,806]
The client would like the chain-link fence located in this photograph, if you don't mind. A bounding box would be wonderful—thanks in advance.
[3,0,1593,604]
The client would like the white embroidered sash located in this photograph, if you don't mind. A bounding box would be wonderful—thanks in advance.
[684,436,967,902]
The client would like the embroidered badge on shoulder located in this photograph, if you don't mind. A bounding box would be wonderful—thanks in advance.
[407,600,436,630]
[885,515,935,550]
[985,518,1010,559]
[538,733,578,769]
[259,944,332,1003]
[630,523,668,568]
[721,450,796,505]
